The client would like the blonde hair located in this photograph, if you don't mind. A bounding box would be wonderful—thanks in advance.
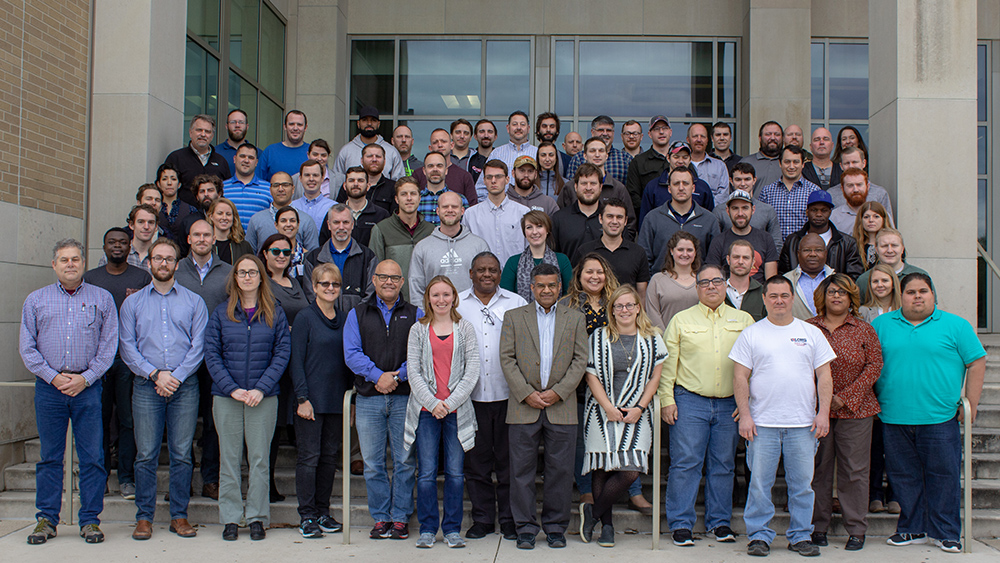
[208,197,247,244]
[604,285,658,342]
[863,263,902,311]
[419,275,463,324]
[225,255,276,327]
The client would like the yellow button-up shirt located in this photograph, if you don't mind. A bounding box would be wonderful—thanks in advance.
[658,302,754,406]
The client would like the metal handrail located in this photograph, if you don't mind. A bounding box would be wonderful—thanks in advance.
[962,397,973,553]
[342,388,356,544]
[651,395,661,550]
[977,242,1000,281]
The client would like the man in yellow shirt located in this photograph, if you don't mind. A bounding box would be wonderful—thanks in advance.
[660,264,754,547]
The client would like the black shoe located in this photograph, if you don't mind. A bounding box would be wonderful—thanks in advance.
[546,532,566,548]
[516,533,535,549]
[747,539,770,556]
[811,531,828,546]
[787,540,820,556]
[466,522,494,539]
[317,515,342,533]
[580,503,597,543]
[222,523,238,541]
[845,536,865,551]
[299,519,323,539]
[370,521,391,539]
[712,525,736,542]
[388,522,409,539]
[597,524,615,547]
[249,521,266,541]
[270,489,285,503]
[500,522,517,540]
[672,528,694,546]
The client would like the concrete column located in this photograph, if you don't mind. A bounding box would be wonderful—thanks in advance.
[739,0,812,155]
[869,0,978,322]
[88,0,187,262]
[289,0,349,149]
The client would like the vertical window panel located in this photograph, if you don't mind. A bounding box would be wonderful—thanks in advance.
[811,42,824,120]
[228,0,259,80]
[486,41,530,116]
[399,40,481,116]
[228,70,258,143]
[553,41,574,117]
[717,42,736,119]
[828,43,868,120]
[351,40,395,115]
[184,38,219,127]
[188,0,221,49]
[258,95,283,148]
[258,4,285,100]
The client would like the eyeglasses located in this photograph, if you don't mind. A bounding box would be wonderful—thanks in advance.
[316,281,342,289]
[481,307,495,325]
[696,277,726,288]
[267,248,292,257]
[612,302,638,312]
[236,270,260,278]
[374,273,403,283]
[271,182,294,189]
[622,131,642,137]
[826,287,849,296]
[150,256,177,264]
[227,120,247,125]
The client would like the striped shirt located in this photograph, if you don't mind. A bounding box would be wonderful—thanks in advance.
[756,177,822,243]
[223,176,273,230]
[417,187,469,225]
[565,146,633,185]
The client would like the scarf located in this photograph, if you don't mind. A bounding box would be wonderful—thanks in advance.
[514,245,559,302]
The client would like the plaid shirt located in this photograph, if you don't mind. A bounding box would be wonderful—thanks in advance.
[565,146,633,185]
[417,187,469,225]
[756,177,821,243]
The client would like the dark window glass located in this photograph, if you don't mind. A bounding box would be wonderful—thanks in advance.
[828,43,868,120]
[351,40,395,115]
[185,38,220,129]
[399,40,481,116]
[258,4,284,100]
[228,0,259,80]
[227,70,257,144]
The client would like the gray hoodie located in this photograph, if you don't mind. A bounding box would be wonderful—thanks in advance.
[408,226,490,303]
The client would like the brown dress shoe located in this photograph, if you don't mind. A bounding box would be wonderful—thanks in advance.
[133,520,153,540]
[169,519,197,537]
[202,482,219,500]
[350,460,364,476]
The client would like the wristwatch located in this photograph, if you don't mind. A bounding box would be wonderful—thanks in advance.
[297,397,309,405]
[149,369,161,382]
[392,374,401,383]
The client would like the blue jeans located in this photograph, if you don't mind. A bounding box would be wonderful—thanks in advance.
[102,357,135,484]
[355,393,415,523]
[132,375,199,522]
[34,377,105,526]
[882,418,961,541]
[665,389,739,531]
[744,426,817,544]
[416,411,465,535]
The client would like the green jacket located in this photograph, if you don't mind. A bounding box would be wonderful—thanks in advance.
[724,277,766,321]
[367,213,435,303]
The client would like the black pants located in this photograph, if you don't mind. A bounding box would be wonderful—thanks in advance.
[294,412,343,520]
[465,400,512,526]
[509,410,576,536]
[197,362,219,484]
[102,357,135,484]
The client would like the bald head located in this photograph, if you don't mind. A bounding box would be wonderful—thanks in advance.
[269,172,294,206]
[810,127,833,160]
[797,233,828,276]
[373,259,404,303]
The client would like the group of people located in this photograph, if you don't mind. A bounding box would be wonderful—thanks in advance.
[18,106,986,557]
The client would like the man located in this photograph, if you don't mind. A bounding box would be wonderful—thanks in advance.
[499,263,589,549]
[687,123,730,206]
[872,273,986,554]
[20,239,118,545]
[757,145,822,243]
[463,159,529,265]
[784,125,812,161]
[409,191,490,302]
[257,110,310,184]
[194,174,223,214]
[356,143,398,213]
[456,252,528,540]
[331,106,404,190]
[621,120,643,158]
[392,125,421,176]
[572,198,650,299]
[550,164,605,262]
[830,168,874,234]
[638,166,721,272]
[290,159,335,233]
[118,238,208,541]
[625,115,672,213]
[100,204,158,271]
[710,122,741,175]
[341,165,390,246]
[476,111,537,196]
[450,118,474,171]
[174,220,232,501]
[556,137,637,235]
[738,121,784,195]
[415,151,469,225]
[784,233,837,319]
[136,183,162,211]
[246,172,320,251]
[84,229,152,502]
[413,129,478,205]
[662,264,754,547]
[506,155,559,216]
[724,240,766,321]
[856,228,930,302]
[562,131,583,158]
[730,275,835,558]
[304,204,377,310]
[343,259,420,540]
[829,147,894,214]
[639,142,716,226]
[214,109,248,166]
[565,116,632,185]
[719,164,781,245]
[223,143,272,231]
[369,178,435,304]
[291,139,334,199]
[163,114,232,206]
[706,190,778,283]
[801,127,840,191]
[778,190,864,278]
[468,119,497,184]
[535,112,570,176]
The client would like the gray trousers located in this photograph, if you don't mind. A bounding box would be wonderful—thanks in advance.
[213,395,278,526]
[508,409,576,536]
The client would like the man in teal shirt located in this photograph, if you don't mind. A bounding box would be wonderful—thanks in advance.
[872,272,986,553]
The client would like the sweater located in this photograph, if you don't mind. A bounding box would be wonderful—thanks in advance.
[408,226,490,303]
[174,254,233,315]
[289,303,353,414]
[204,302,291,397]
[303,239,377,311]
[368,214,436,303]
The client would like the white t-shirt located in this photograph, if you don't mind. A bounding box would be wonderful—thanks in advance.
[728,317,837,427]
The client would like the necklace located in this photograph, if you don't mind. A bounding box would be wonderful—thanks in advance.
[617,335,635,364]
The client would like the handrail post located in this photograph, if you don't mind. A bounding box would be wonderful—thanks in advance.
[342,389,356,545]
[962,397,973,553]
[652,395,661,550]
[65,422,74,526]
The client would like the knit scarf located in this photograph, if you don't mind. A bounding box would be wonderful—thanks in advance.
[514,245,558,302]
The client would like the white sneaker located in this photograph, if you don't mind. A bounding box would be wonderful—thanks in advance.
[416,532,436,548]
[444,532,466,548]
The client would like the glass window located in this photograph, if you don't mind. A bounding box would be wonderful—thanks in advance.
[258,4,284,100]
[554,41,574,117]
[188,0,221,49]
[979,44,988,123]
[228,70,257,143]
[486,41,530,116]
[980,126,988,176]
[228,0,259,80]
[351,40,394,115]
[811,42,824,120]
[828,43,868,120]
[184,38,220,127]
[717,42,737,119]
[399,40,481,116]
[258,95,283,149]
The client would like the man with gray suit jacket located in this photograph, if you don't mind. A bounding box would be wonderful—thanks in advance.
[499,263,589,550]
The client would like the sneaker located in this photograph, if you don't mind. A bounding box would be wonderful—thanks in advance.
[27,518,56,545]
[120,482,136,500]
[747,539,770,556]
[887,533,927,546]
[869,499,886,513]
[597,524,615,547]
[370,521,392,539]
[887,501,901,514]
[299,519,323,538]
[672,528,694,546]
[500,522,517,540]
[465,522,493,539]
[845,536,865,551]
[415,532,435,548]
[317,515,342,533]
[580,502,597,543]
[934,539,962,553]
[80,524,104,544]
[787,540,820,556]
[810,531,828,546]
[712,525,736,542]
[516,533,535,549]
[444,532,465,548]
[389,522,409,540]
[546,531,567,548]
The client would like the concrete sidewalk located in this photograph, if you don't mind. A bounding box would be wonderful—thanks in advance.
[0,520,997,562]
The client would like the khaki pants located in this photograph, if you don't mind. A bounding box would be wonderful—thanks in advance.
[214,395,278,526]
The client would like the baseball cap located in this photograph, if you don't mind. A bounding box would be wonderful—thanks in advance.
[358,106,380,120]
[649,115,670,129]
[513,155,538,170]
[726,190,754,205]
[807,190,834,208]
[668,141,691,155]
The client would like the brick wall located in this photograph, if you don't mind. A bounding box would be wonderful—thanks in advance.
[0,0,90,219]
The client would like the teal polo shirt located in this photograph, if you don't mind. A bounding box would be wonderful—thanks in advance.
[872,308,985,425]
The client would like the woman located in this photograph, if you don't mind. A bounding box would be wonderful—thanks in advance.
[579,285,666,547]
[859,264,901,322]
[852,201,894,270]
[275,206,310,279]
[645,231,701,329]
[806,274,883,551]
[833,125,870,165]
[561,253,620,336]
[155,163,199,244]
[208,197,254,264]
[204,255,291,541]
[536,141,568,198]
[500,211,572,300]
[290,263,353,538]
[404,276,480,549]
